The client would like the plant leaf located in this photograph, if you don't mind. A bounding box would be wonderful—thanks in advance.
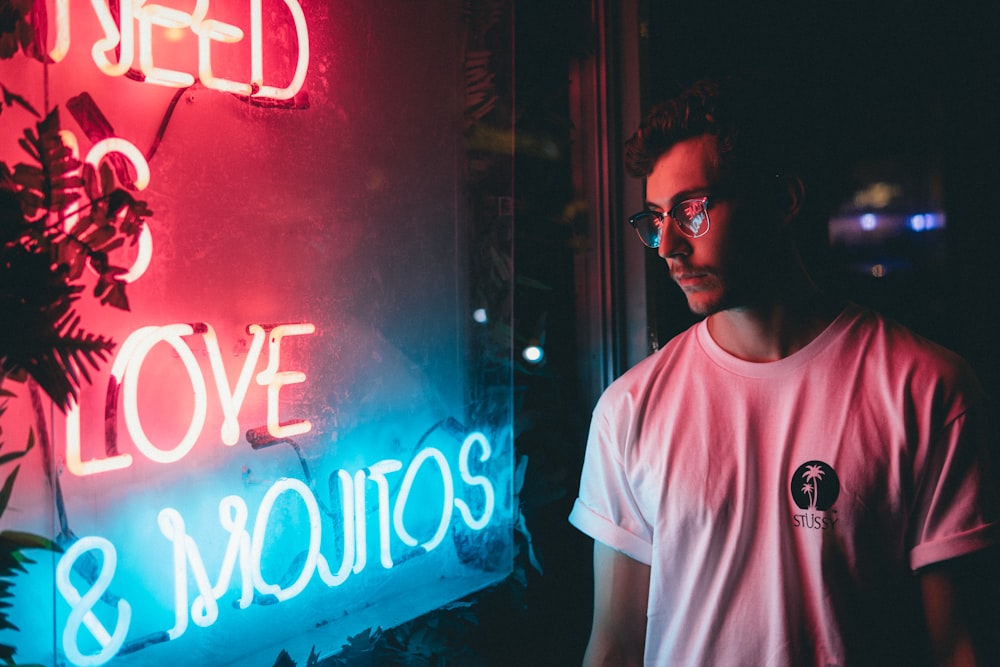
[0,84,40,118]
[0,531,62,553]
[0,468,19,519]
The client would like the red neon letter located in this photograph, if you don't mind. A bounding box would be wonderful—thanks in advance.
[91,0,136,77]
[135,3,196,87]
[84,138,153,283]
[254,323,315,439]
[48,0,70,62]
[122,324,208,464]
[201,323,266,445]
[65,398,133,477]
[192,0,252,95]
[251,0,310,100]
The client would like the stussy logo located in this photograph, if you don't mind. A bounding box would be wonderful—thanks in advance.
[790,460,840,529]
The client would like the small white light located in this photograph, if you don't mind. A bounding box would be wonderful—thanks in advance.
[472,308,488,324]
[522,345,544,364]
[860,213,877,231]
[909,214,926,232]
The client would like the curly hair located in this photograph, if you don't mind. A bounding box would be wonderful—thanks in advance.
[624,76,804,182]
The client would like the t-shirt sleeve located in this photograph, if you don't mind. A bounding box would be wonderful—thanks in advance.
[909,385,1000,570]
[568,391,654,565]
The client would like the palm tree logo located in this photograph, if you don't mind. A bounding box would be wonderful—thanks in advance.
[790,460,840,511]
[801,464,825,511]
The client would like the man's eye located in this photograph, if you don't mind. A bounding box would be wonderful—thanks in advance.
[678,202,699,219]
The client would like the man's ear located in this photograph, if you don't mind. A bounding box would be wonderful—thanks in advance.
[777,174,805,225]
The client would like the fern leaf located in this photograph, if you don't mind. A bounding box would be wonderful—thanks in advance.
[0,468,19,519]
[0,532,61,553]
[0,84,40,118]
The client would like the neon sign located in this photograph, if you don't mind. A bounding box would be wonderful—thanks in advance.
[58,131,153,285]
[56,434,495,665]
[47,0,309,100]
[49,312,502,665]
[3,3,513,663]
[66,321,314,475]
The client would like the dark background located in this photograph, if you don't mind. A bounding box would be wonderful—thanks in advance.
[641,2,1000,398]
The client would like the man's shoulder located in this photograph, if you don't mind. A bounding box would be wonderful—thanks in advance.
[849,305,964,361]
[622,320,703,376]
[844,304,980,390]
[596,321,704,405]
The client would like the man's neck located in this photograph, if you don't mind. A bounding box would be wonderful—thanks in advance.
[706,286,844,363]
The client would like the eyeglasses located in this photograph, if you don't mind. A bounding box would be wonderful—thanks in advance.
[627,196,712,248]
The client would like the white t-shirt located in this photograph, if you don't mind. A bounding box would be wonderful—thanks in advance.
[570,304,999,666]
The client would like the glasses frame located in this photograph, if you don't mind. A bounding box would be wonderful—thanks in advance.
[627,196,713,248]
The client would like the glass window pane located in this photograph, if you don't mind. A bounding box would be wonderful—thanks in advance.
[0,1,513,664]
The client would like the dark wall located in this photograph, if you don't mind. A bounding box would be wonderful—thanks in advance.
[641,1,1000,402]
[509,0,595,663]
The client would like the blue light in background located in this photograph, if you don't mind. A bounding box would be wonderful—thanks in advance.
[908,213,941,232]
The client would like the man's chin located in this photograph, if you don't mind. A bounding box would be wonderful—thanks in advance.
[684,293,725,317]
[677,277,729,317]
[688,307,718,318]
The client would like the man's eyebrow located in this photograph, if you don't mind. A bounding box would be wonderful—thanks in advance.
[645,186,710,212]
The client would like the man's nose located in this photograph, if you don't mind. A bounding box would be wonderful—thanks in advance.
[657,220,691,260]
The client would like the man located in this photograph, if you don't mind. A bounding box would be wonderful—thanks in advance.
[568,78,999,666]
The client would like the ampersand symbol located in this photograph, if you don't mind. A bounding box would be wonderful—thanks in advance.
[56,536,132,666]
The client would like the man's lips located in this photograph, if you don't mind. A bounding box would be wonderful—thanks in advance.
[672,272,710,288]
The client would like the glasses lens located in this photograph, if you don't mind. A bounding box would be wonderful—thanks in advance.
[674,199,709,237]
[628,212,662,248]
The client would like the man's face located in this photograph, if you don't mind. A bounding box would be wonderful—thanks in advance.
[646,134,771,316]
